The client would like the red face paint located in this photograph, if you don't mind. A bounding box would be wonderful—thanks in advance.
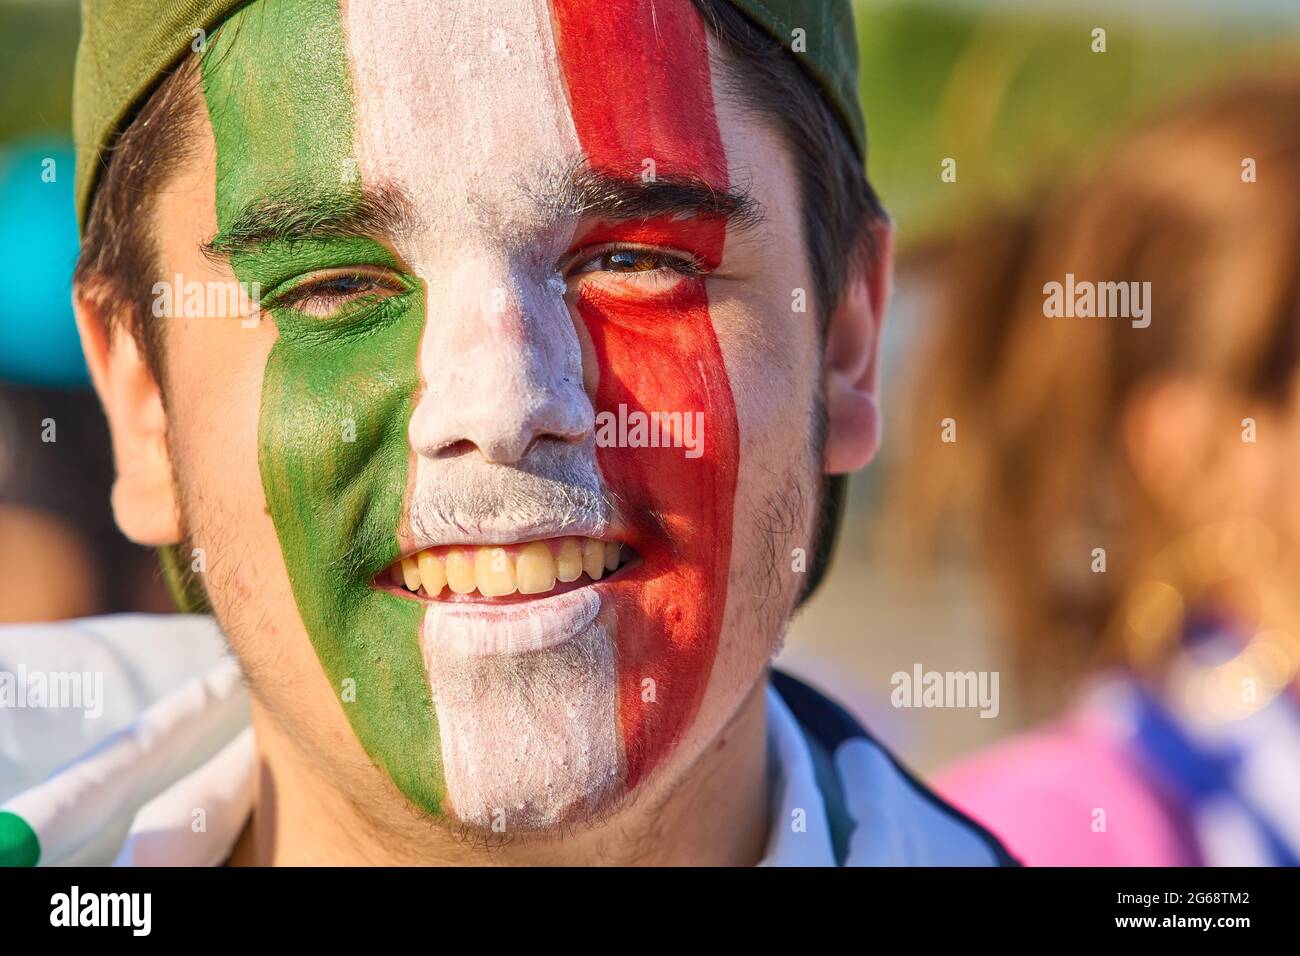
[552,0,738,789]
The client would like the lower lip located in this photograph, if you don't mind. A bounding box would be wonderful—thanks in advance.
[418,583,604,657]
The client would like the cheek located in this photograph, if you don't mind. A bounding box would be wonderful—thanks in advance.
[254,299,441,813]
[716,294,820,457]
[162,320,295,627]
[706,66,823,550]
[164,318,276,534]
[707,281,824,680]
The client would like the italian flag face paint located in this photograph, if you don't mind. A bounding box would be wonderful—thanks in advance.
[551,0,738,791]
[200,0,739,827]
[201,0,439,813]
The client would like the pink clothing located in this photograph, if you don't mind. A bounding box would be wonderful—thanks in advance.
[934,712,1199,867]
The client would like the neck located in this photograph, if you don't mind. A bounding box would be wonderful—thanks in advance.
[230,677,771,866]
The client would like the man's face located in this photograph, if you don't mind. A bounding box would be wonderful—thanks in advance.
[154,0,826,833]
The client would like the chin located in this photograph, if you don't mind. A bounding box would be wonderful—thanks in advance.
[421,606,627,834]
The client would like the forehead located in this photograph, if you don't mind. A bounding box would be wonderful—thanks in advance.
[201,0,731,235]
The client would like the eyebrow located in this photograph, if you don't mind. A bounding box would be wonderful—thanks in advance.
[203,182,419,259]
[550,164,765,233]
[202,164,764,260]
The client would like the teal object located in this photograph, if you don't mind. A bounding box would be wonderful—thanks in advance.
[0,138,87,388]
[0,811,40,867]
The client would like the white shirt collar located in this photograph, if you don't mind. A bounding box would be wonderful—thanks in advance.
[758,684,837,866]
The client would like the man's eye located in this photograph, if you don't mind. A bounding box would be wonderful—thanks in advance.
[276,271,402,317]
[596,250,694,274]
[572,247,702,281]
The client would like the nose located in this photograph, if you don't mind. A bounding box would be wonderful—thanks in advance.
[408,260,592,465]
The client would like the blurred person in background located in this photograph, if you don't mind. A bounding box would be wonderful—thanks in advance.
[0,382,171,621]
[895,72,1300,866]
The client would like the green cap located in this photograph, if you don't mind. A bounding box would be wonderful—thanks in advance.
[728,0,865,157]
[73,0,865,230]
[74,0,246,230]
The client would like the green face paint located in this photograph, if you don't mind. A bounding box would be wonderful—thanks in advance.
[200,0,442,814]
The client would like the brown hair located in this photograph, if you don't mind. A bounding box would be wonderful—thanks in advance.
[73,55,202,386]
[692,0,885,326]
[691,0,886,601]
[892,73,1300,688]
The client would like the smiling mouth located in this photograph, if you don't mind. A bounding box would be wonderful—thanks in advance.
[377,536,635,603]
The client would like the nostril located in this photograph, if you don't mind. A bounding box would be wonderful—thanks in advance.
[408,379,593,464]
[433,438,478,460]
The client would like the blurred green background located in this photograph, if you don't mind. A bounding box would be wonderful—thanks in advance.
[0,2,77,144]
[858,0,1300,247]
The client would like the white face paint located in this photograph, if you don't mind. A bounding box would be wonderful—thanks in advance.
[423,617,620,829]
[343,0,621,828]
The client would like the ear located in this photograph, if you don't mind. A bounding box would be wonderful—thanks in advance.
[823,218,893,475]
[73,286,182,546]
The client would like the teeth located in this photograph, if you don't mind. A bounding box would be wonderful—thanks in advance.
[401,556,421,592]
[476,547,517,597]
[387,536,629,599]
[418,550,445,597]
[445,550,477,594]
[555,539,583,583]
[516,541,557,594]
[583,538,605,581]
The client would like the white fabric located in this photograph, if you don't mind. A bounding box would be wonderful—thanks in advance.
[834,736,1005,865]
[759,685,837,865]
[112,725,256,866]
[2,652,248,866]
[0,613,233,801]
